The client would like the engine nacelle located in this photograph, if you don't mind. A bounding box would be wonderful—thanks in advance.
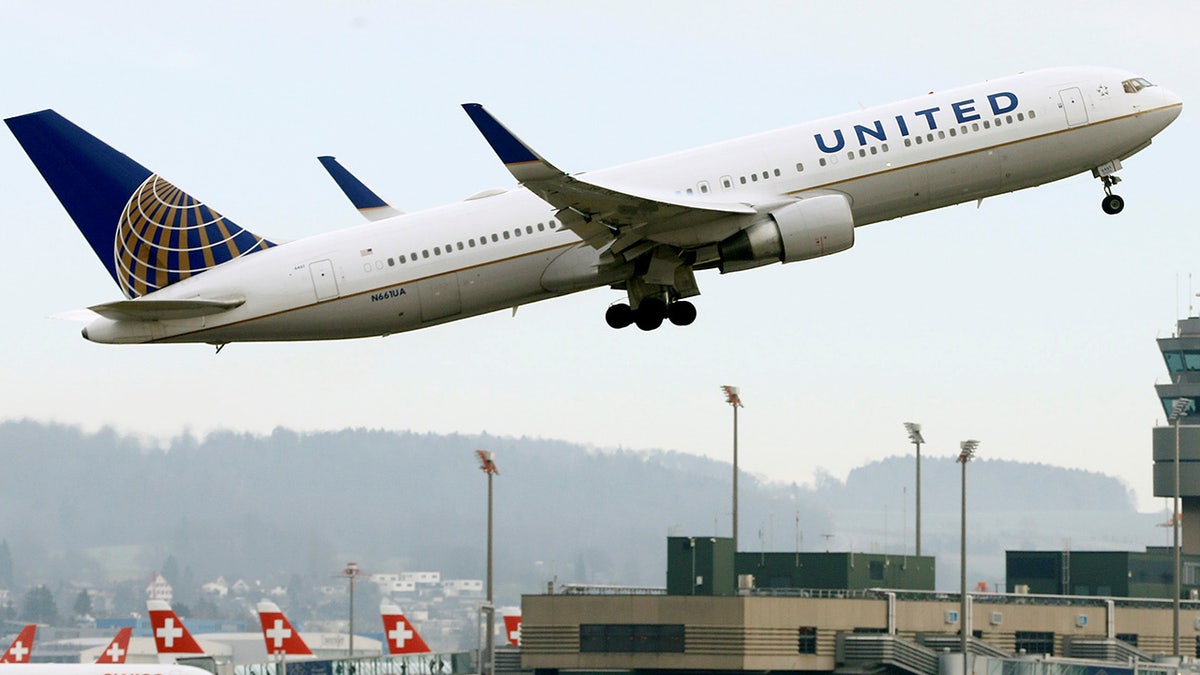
[718,194,855,273]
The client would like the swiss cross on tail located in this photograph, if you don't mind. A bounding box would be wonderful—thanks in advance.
[95,627,133,664]
[0,624,36,663]
[256,600,314,657]
[380,603,431,654]
[147,600,205,655]
[501,609,521,647]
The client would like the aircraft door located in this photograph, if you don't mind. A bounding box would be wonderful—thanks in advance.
[1059,87,1089,127]
[309,259,340,301]
[418,273,462,322]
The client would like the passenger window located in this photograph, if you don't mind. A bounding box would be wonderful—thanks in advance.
[740,176,747,184]
[869,146,878,155]
[434,246,441,255]
[410,251,417,260]
[503,231,510,239]
[904,138,912,147]
[795,163,804,172]
[722,177,732,188]
[388,258,395,266]
[457,242,464,250]
[983,120,991,129]
[858,149,866,158]
[914,136,923,145]
[468,240,475,248]
[1006,115,1014,124]
[847,151,855,160]
[513,228,521,237]
[762,171,769,179]
[550,220,558,229]
[480,237,487,245]
[937,131,945,139]
[949,128,957,137]
[773,169,780,177]
[686,188,693,195]
[537,223,545,231]
[972,123,980,132]
[819,157,827,166]
[1017,112,1025,121]
[525,226,532,234]
[700,184,708,194]
[491,234,499,242]
[881,143,888,152]
[926,133,934,142]
[751,174,758,182]
[1028,110,1036,119]
[422,250,429,259]
[399,255,406,263]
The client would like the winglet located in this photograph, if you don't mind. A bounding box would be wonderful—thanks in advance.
[95,627,133,664]
[256,600,314,657]
[317,156,402,221]
[380,602,432,654]
[147,599,205,655]
[461,104,563,183]
[0,624,36,663]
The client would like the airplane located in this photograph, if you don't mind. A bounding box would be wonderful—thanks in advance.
[5,67,1182,342]
[146,600,205,659]
[0,625,36,664]
[94,627,133,665]
[255,600,314,659]
[380,603,431,654]
[499,608,520,648]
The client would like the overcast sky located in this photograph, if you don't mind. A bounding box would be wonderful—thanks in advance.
[2,1,1198,513]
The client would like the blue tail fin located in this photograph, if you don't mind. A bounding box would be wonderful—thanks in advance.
[6,110,275,298]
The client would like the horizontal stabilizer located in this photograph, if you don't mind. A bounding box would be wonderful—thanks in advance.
[317,156,402,221]
[89,297,245,321]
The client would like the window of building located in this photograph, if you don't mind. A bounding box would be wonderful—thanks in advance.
[869,560,885,581]
[1116,633,1138,647]
[798,626,817,654]
[580,624,684,653]
[1015,631,1054,655]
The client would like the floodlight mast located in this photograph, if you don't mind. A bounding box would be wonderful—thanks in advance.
[904,423,925,557]
[335,562,362,658]
[721,386,743,551]
[476,450,499,675]
[1171,399,1190,657]
[957,440,979,675]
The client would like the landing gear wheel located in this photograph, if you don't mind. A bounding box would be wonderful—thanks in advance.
[1101,194,1124,215]
[667,300,697,326]
[634,298,666,331]
[605,303,633,329]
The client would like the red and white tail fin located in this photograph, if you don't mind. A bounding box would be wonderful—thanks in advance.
[0,624,36,663]
[256,600,314,657]
[147,600,205,656]
[500,607,521,647]
[380,603,431,654]
[95,627,133,664]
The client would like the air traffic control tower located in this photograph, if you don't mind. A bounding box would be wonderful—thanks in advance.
[1154,316,1200,555]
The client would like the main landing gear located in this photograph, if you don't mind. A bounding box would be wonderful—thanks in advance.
[606,298,697,331]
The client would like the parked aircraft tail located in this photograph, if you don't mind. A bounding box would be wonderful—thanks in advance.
[0,624,36,663]
[4,110,275,299]
[500,607,521,647]
[147,600,205,655]
[95,627,133,664]
[256,600,314,657]
[380,603,431,654]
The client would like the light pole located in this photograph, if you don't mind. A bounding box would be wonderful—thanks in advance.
[957,440,979,675]
[1171,398,1190,657]
[337,562,361,658]
[904,423,925,557]
[721,386,743,551]
[477,450,499,675]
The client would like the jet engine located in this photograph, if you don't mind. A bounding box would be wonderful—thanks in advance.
[718,194,855,273]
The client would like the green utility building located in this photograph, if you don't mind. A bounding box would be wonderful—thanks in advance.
[666,536,935,595]
[1007,548,1200,598]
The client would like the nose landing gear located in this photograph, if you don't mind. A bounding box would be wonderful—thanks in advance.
[1101,175,1124,215]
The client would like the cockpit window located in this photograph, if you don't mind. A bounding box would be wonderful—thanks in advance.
[1122,77,1155,94]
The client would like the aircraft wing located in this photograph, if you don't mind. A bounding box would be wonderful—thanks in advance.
[461,104,758,257]
[88,298,245,321]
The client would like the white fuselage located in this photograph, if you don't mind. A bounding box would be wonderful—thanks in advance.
[82,66,1182,344]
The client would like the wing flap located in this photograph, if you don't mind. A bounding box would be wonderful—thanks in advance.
[89,297,245,321]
